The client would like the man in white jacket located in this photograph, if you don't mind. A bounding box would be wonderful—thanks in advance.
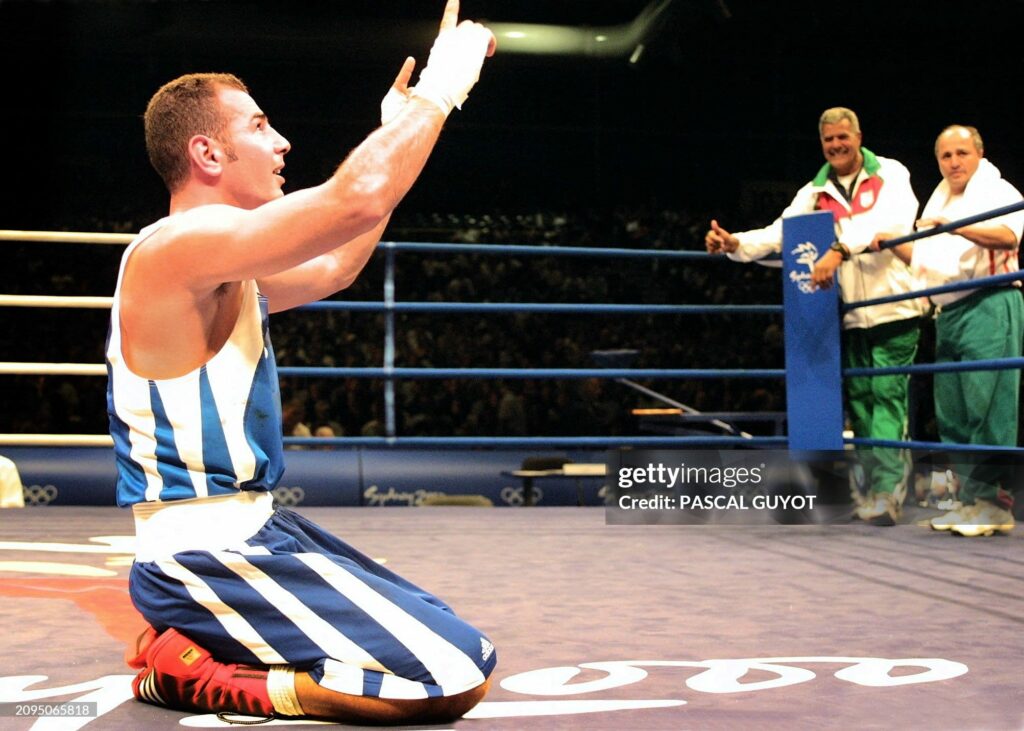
[705,107,925,526]
[882,125,1023,537]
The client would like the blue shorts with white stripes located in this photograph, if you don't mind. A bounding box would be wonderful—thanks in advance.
[129,507,496,699]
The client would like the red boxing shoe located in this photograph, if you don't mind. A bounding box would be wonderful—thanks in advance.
[125,626,159,669]
[129,627,275,717]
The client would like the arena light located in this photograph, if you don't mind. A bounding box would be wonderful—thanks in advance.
[486,0,676,58]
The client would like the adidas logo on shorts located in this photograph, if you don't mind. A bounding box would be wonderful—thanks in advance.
[480,637,495,662]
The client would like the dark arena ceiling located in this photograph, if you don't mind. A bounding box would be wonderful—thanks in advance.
[2,0,1022,224]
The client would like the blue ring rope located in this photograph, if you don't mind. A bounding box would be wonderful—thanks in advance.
[299,301,782,315]
[278,367,785,380]
[844,270,1024,311]
[848,437,1024,454]
[284,435,788,448]
[845,357,1024,377]
[872,200,1024,250]
[381,241,719,259]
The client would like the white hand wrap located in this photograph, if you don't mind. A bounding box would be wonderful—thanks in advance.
[380,86,407,126]
[413,22,492,116]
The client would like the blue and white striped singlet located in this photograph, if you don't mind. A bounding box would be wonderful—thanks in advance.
[106,218,284,507]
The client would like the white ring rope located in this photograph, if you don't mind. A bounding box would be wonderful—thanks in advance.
[0,362,106,376]
[0,434,113,447]
[0,295,113,309]
[0,229,132,245]
[2,231,121,444]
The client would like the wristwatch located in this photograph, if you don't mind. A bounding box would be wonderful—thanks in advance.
[829,242,850,260]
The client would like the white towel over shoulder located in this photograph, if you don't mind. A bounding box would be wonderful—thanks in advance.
[911,158,1024,306]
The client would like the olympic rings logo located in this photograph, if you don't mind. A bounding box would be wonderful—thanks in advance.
[500,485,543,506]
[271,485,305,507]
[23,484,58,506]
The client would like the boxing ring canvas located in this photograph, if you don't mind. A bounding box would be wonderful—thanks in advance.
[1,505,1022,729]
[3,204,1024,730]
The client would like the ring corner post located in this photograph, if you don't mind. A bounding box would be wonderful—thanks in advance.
[781,211,844,451]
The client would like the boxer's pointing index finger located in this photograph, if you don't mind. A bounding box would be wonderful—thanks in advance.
[440,0,459,31]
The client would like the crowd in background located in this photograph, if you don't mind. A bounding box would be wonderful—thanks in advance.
[3,201,947,442]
